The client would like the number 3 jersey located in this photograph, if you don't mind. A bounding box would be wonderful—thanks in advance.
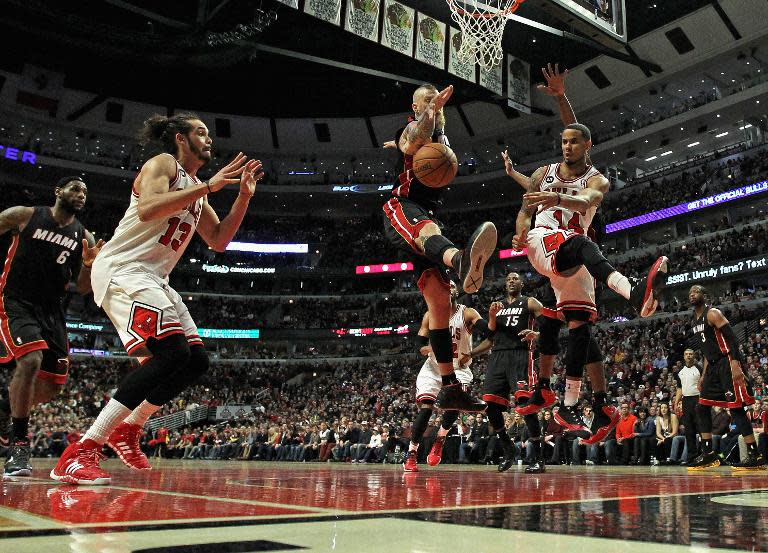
[2,206,84,302]
[535,163,602,233]
[92,155,204,306]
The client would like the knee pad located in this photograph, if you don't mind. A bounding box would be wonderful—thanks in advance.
[429,328,453,364]
[696,404,713,433]
[147,333,191,368]
[422,234,455,266]
[37,355,70,385]
[729,408,753,437]
[440,410,459,431]
[565,324,590,378]
[537,316,563,356]
[486,402,505,433]
[187,345,209,380]
[586,335,602,365]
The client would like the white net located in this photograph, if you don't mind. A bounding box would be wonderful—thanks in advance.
[447,0,523,69]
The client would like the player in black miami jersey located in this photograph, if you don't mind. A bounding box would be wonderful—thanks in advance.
[0,176,102,478]
[686,285,765,470]
[464,272,552,473]
[382,83,495,414]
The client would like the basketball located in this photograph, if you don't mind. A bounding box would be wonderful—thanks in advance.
[412,143,458,188]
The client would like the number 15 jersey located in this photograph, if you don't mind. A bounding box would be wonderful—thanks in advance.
[92,154,204,306]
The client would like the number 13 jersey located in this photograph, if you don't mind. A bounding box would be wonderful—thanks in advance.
[92,154,204,306]
[535,163,601,233]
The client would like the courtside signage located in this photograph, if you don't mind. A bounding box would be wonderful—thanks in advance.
[499,248,528,259]
[333,324,410,336]
[665,253,768,286]
[605,180,768,233]
[202,264,276,274]
[198,328,260,339]
[356,262,414,274]
[226,242,308,253]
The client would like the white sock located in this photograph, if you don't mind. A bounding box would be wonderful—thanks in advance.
[564,379,582,407]
[82,399,131,445]
[409,442,419,452]
[124,400,161,427]
[607,271,631,300]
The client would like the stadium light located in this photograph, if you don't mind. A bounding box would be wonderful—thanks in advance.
[660,151,673,157]
[644,156,657,161]
[355,262,414,274]
[715,132,729,137]
[687,142,700,147]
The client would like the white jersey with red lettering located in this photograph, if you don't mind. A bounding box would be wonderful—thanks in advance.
[91,154,204,306]
[416,304,474,403]
[535,163,602,234]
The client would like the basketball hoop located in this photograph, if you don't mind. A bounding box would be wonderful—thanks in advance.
[447,0,524,69]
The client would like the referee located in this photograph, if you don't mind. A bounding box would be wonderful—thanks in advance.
[673,349,701,465]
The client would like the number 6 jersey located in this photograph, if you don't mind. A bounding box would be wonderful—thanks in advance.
[91,154,204,306]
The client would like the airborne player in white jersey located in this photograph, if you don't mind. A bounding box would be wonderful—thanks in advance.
[52,113,263,485]
[513,116,669,444]
[404,281,489,472]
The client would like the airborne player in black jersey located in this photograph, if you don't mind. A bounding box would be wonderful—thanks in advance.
[0,176,102,478]
[686,284,765,470]
[381,83,495,413]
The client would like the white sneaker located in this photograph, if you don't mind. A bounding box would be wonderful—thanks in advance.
[585,459,595,466]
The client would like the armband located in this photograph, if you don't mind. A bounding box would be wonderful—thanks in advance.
[717,323,743,364]
[416,335,429,349]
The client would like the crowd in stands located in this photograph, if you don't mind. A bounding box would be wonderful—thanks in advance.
[3,306,767,467]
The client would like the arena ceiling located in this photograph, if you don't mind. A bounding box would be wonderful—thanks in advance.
[0,0,711,118]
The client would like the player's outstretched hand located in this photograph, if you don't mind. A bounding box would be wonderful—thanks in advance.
[524,191,560,210]
[431,85,454,112]
[208,152,248,193]
[82,238,105,266]
[518,329,539,343]
[240,159,264,197]
[489,301,503,319]
[511,231,528,251]
[537,63,568,97]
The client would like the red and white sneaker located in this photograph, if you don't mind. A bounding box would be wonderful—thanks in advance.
[583,405,620,445]
[107,423,151,470]
[427,436,445,466]
[50,439,111,486]
[514,388,557,416]
[403,450,419,472]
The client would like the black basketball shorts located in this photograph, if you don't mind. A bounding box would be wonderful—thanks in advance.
[381,197,450,290]
[0,296,70,384]
[483,349,535,407]
[699,357,755,409]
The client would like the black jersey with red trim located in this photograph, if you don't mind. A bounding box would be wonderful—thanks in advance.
[391,125,446,212]
[493,295,534,351]
[1,206,84,302]
[692,307,732,365]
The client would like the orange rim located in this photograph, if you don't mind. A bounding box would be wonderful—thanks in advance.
[451,0,523,19]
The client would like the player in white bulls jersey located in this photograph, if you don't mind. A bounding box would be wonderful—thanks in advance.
[513,116,669,444]
[52,113,263,485]
[404,281,490,472]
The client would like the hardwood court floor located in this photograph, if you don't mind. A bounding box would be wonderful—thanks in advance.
[1,459,767,552]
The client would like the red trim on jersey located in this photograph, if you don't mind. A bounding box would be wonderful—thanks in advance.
[555,163,595,183]
[36,368,68,385]
[124,328,185,354]
[540,307,563,320]
[416,393,438,404]
[383,198,434,253]
[713,327,730,357]
[393,169,414,198]
[482,394,510,407]
[0,235,27,362]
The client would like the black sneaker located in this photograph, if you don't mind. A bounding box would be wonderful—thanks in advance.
[686,450,721,471]
[498,456,514,473]
[553,405,590,433]
[3,441,32,478]
[629,256,669,318]
[731,453,767,471]
[456,222,497,294]
[524,461,546,474]
[435,384,486,413]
